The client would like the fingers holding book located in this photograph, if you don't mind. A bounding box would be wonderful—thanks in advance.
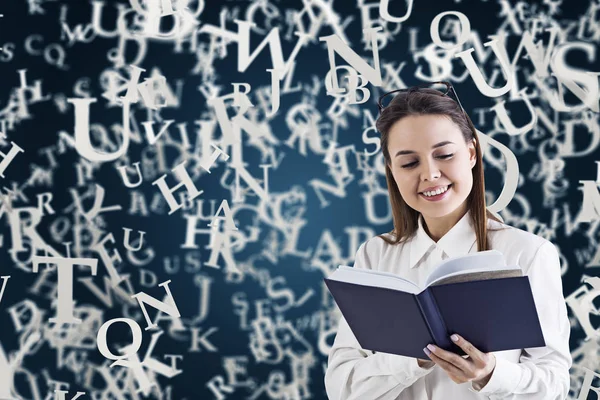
[422,333,496,387]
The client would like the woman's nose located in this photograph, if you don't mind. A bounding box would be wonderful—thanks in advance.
[420,159,441,181]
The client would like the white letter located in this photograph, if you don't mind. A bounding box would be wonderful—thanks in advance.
[131,280,181,330]
[32,256,98,324]
[152,161,203,215]
[97,317,143,361]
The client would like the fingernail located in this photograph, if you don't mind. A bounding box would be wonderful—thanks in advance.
[427,344,435,352]
[451,334,459,342]
[423,347,431,356]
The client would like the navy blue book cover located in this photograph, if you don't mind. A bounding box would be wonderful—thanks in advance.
[324,276,546,359]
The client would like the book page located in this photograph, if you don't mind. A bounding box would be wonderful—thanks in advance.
[429,269,523,286]
[424,250,513,288]
[327,266,421,294]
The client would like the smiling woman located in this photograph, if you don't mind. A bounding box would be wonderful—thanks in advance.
[324,83,573,400]
[375,84,504,247]
[386,114,476,241]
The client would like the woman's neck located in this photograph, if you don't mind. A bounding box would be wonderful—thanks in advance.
[422,206,468,242]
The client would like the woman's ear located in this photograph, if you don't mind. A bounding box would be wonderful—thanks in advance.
[469,139,477,169]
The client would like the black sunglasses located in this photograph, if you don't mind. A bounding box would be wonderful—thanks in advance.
[377,81,467,120]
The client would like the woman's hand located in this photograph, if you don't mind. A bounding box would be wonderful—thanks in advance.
[423,333,496,388]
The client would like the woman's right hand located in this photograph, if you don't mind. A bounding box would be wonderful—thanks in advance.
[417,358,435,369]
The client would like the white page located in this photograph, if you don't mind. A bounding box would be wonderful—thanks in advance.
[424,250,509,287]
[326,250,515,294]
[327,266,421,294]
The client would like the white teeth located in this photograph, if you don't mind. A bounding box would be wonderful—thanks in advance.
[422,185,449,197]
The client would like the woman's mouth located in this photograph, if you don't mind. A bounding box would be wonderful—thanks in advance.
[419,184,453,201]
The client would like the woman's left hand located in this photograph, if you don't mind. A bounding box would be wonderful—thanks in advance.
[423,333,496,389]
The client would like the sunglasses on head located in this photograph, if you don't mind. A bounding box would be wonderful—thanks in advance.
[377,81,468,121]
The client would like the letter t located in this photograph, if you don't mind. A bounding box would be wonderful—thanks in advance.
[32,256,98,324]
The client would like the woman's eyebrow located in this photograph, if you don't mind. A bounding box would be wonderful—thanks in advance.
[394,141,455,157]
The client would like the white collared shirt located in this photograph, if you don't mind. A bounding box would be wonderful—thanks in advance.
[324,210,572,400]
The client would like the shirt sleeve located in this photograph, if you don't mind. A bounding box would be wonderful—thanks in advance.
[467,241,572,399]
[324,240,436,400]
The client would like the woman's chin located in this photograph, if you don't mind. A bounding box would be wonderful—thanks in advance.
[419,204,459,218]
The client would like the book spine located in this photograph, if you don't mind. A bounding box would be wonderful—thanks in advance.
[416,289,453,350]
[413,294,436,345]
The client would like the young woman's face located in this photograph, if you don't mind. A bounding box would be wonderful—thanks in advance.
[387,114,477,220]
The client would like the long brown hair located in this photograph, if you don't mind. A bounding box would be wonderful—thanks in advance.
[375,88,506,251]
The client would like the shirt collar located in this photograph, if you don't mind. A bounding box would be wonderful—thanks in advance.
[409,210,477,269]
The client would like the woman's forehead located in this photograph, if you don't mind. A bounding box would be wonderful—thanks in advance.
[388,115,463,145]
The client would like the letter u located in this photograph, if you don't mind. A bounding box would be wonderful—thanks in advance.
[491,88,537,135]
[118,161,143,188]
[455,39,514,97]
[67,97,131,162]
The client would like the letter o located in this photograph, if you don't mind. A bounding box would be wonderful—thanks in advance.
[430,11,471,49]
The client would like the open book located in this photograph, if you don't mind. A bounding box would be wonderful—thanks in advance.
[324,250,546,359]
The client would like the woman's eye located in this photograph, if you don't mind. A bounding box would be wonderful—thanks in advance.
[400,154,454,169]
